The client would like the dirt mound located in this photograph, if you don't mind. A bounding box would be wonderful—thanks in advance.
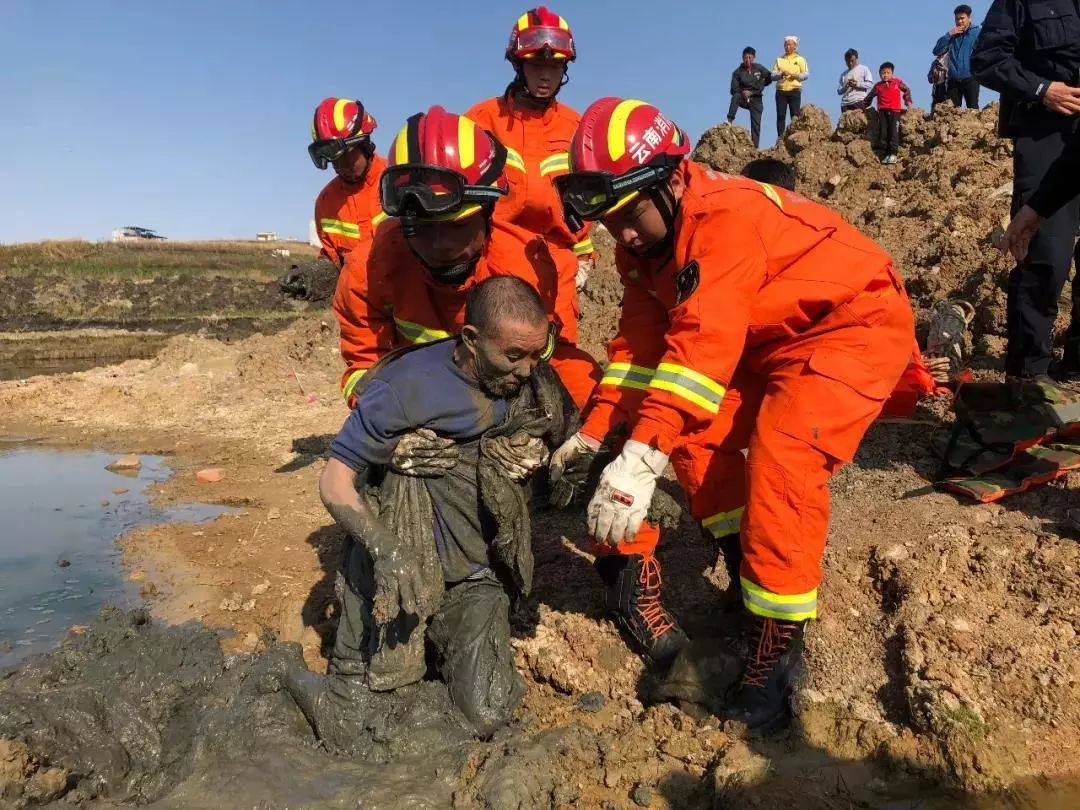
[690,103,1051,366]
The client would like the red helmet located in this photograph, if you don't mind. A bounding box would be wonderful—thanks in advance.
[557,97,690,221]
[309,97,377,169]
[506,7,576,62]
[381,106,508,221]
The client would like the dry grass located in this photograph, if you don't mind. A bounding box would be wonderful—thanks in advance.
[0,239,319,279]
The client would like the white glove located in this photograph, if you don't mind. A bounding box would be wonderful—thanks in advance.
[587,439,669,547]
[549,431,601,482]
[575,256,593,292]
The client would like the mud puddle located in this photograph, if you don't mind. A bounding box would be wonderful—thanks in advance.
[0,445,228,666]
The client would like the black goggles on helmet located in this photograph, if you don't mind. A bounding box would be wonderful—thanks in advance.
[555,163,675,222]
[308,135,372,170]
[380,142,508,220]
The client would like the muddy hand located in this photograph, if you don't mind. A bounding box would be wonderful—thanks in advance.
[487,432,547,482]
[372,546,423,623]
[391,428,459,478]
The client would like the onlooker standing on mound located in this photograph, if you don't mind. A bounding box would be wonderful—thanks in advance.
[772,35,809,138]
[864,62,913,165]
[727,46,773,148]
[973,0,1080,379]
[933,4,983,109]
[838,49,874,113]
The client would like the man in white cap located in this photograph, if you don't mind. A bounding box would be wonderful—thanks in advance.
[772,36,809,139]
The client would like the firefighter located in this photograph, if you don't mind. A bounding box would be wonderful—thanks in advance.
[551,98,915,731]
[467,6,595,320]
[332,105,600,411]
[310,97,387,272]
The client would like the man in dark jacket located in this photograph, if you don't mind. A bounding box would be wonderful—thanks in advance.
[727,46,773,148]
[973,0,1080,379]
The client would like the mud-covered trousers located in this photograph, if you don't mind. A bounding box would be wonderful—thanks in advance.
[595,270,913,622]
[1008,130,1080,377]
[332,541,523,737]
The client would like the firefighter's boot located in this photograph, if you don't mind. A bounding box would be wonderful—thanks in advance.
[595,553,688,666]
[723,615,806,734]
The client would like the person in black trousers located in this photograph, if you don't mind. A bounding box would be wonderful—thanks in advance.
[973,0,1080,379]
[727,47,772,148]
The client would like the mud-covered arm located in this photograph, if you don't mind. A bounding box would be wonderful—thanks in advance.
[319,459,422,620]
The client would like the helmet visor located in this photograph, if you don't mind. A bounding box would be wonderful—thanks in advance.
[381,164,505,218]
[308,136,369,170]
[516,27,573,58]
[556,166,670,221]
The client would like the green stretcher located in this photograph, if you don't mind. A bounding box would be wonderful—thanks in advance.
[934,379,1080,503]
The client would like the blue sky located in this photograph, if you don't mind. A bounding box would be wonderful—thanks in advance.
[1,0,992,243]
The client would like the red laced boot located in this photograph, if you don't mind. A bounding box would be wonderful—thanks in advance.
[595,554,688,665]
[723,615,806,733]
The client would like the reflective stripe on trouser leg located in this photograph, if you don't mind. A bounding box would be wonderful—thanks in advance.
[741,577,817,621]
[592,520,660,558]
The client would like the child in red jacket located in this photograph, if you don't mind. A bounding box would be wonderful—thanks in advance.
[864,62,913,165]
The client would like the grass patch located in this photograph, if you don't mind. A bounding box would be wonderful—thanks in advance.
[0,240,318,279]
[941,705,991,743]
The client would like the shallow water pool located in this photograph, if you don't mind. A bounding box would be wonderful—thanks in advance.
[0,444,228,666]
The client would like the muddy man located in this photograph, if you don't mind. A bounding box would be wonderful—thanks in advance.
[285,276,571,738]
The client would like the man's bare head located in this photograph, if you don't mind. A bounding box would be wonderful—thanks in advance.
[459,277,550,397]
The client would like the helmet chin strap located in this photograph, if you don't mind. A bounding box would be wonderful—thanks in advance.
[636,181,680,260]
[507,62,569,108]
[404,211,492,286]
[340,144,376,187]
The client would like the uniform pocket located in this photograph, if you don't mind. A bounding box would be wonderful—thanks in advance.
[1030,0,1080,50]
[775,349,894,462]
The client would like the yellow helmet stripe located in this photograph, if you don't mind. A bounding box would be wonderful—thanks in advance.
[458,116,475,170]
[393,124,409,165]
[517,13,529,30]
[558,16,569,30]
[332,98,352,133]
[607,99,648,162]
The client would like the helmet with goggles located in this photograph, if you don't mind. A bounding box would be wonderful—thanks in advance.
[308,97,377,170]
[506,6,576,63]
[556,97,690,224]
[380,106,508,223]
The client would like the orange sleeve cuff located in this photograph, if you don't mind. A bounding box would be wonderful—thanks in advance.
[629,408,688,456]
[581,402,621,444]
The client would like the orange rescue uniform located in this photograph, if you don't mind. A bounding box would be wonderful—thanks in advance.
[466,95,594,331]
[314,154,388,270]
[581,161,914,622]
[332,216,601,409]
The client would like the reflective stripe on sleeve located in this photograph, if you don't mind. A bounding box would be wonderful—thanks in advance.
[648,362,726,414]
[600,361,655,391]
[741,578,817,621]
[320,218,361,238]
[539,152,570,176]
[394,317,451,345]
[702,506,745,539]
[572,238,594,256]
[505,148,527,172]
